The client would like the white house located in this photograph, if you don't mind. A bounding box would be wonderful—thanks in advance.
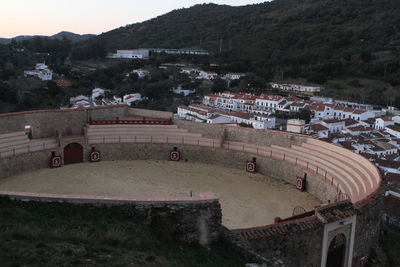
[92,88,107,100]
[131,69,150,79]
[197,71,218,80]
[229,112,275,129]
[332,106,376,121]
[180,67,200,75]
[24,63,53,81]
[287,119,305,134]
[392,115,400,124]
[255,94,286,111]
[70,95,90,108]
[375,117,395,130]
[223,73,244,80]
[203,92,256,112]
[308,104,334,120]
[289,102,309,112]
[177,105,208,122]
[386,125,400,138]
[123,93,142,106]
[207,114,233,124]
[307,124,329,138]
[172,86,195,96]
[345,126,373,136]
[320,119,345,134]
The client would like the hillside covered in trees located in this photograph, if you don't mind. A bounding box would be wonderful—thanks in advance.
[71,0,400,106]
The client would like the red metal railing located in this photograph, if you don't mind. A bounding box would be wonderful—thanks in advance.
[88,117,173,125]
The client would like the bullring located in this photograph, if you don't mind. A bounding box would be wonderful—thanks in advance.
[0,105,382,267]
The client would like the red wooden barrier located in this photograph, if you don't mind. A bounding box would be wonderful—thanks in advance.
[88,117,173,125]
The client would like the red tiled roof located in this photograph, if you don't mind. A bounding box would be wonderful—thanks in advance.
[231,112,254,120]
[308,104,326,112]
[310,124,329,131]
[235,216,322,240]
[347,126,373,132]
[316,201,358,223]
[380,117,393,122]
[352,109,368,115]
[257,94,285,101]
[386,125,400,132]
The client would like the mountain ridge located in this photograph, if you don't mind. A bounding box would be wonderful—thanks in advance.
[0,31,96,44]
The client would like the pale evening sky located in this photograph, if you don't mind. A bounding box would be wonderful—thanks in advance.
[0,0,268,38]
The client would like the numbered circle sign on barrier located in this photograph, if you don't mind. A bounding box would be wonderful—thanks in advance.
[296,176,306,192]
[246,161,256,173]
[51,156,62,168]
[170,151,180,161]
[90,151,101,162]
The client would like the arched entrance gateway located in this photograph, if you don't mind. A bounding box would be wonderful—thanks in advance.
[64,143,84,164]
[326,234,347,267]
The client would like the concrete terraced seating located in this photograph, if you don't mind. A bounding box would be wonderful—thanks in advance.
[87,124,221,147]
[300,138,380,199]
[222,138,380,203]
[0,131,58,159]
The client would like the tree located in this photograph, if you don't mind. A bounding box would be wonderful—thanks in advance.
[298,109,311,123]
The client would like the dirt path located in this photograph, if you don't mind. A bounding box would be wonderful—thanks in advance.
[0,160,320,229]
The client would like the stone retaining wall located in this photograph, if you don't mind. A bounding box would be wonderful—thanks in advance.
[0,106,128,138]
[0,191,221,244]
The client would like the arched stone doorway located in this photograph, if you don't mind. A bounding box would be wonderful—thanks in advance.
[64,143,83,164]
[326,233,346,267]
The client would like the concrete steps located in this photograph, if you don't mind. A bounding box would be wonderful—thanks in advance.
[0,131,58,158]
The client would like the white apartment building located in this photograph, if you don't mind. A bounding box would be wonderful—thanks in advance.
[255,94,286,111]
[270,82,321,93]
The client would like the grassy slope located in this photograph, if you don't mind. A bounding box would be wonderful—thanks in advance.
[0,198,245,267]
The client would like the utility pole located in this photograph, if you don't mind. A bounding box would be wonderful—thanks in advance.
[219,38,223,53]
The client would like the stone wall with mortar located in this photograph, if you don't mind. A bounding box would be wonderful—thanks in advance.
[0,106,128,138]
[174,120,309,147]
[0,190,221,245]
[225,218,324,267]
[127,108,173,119]
[352,194,384,266]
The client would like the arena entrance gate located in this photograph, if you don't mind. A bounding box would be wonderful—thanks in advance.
[64,143,84,164]
[326,233,346,267]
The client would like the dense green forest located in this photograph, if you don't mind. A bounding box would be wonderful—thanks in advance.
[73,0,400,86]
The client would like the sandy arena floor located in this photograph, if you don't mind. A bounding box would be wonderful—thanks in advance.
[0,160,320,229]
